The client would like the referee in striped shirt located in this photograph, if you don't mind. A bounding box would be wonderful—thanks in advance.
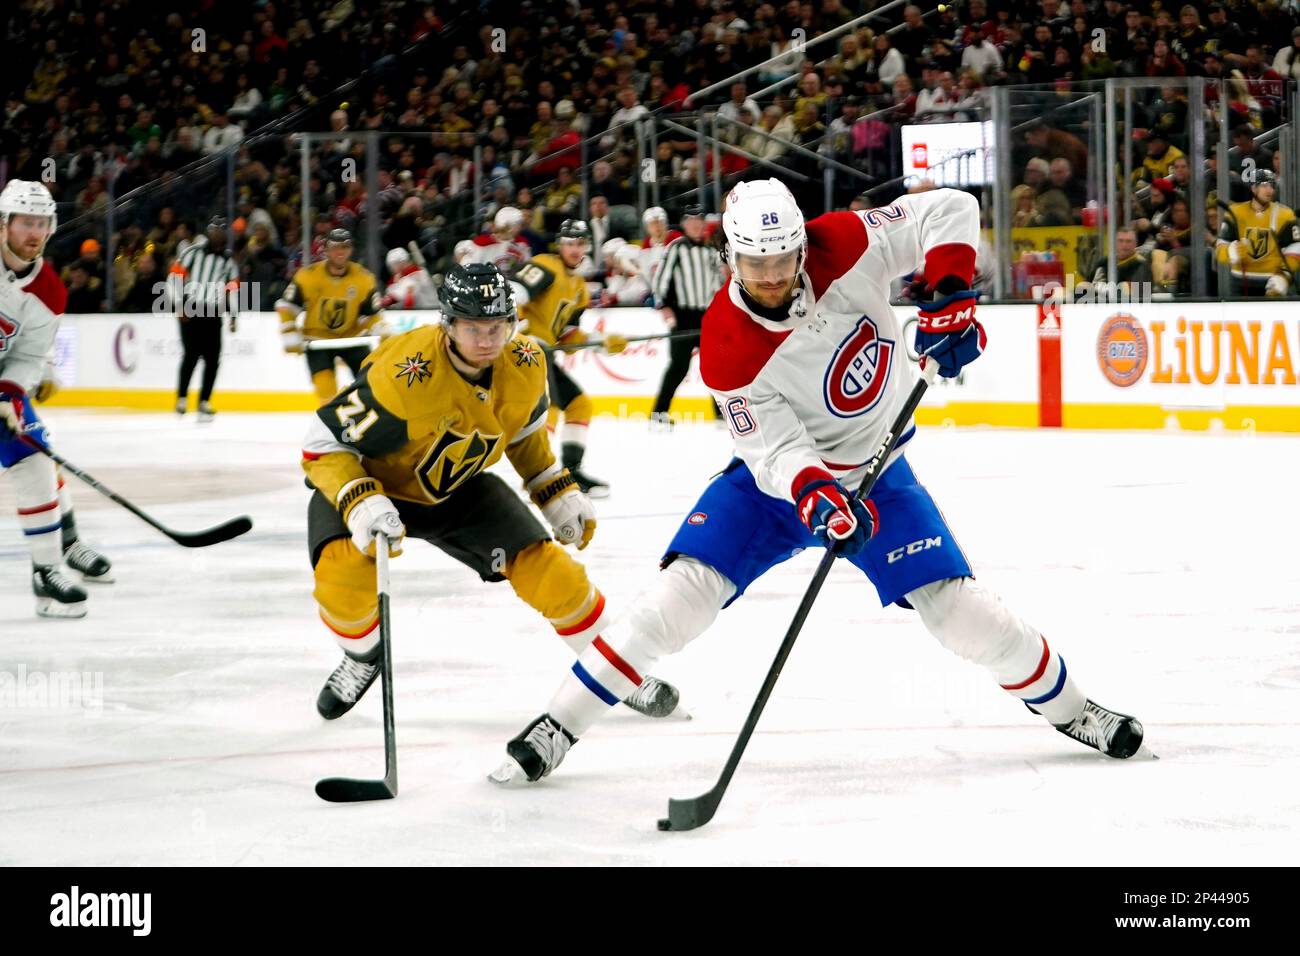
[650,206,723,423]
[169,216,239,422]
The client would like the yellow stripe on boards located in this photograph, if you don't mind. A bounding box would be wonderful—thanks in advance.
[36,391,1300,433]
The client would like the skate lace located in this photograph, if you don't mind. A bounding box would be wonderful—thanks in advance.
[524,718,572,771]
[64,542,99,570]
[327,656,377,702]
[624,676,662,710]
[1074,704,1122,750]
[36,567,81,594]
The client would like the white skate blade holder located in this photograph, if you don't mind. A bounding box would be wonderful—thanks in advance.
[36,597,87,619]
[488,756,532,787]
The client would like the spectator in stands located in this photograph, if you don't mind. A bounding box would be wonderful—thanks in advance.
[1090,228,1154,300]
[915,69,962,122]
[718,82,761,128]
[1272,26,1300,79]
[1022,157,1050,192]
[962,24,1005,82]
[895,6,933,69]
[118,253,162,312]
[1024,119,1088,175]
[602,86,648,151]
[1043,158,1087,222]
[1010,184,1038,227]
[873,34,907,89]
[1229,124,1273,197]
[202,113,244,155]
[65,262,104,313]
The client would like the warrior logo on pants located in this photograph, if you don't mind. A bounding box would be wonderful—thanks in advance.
[823,315,893,418]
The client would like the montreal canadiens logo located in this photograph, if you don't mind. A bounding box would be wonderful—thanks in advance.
[687,511,707,525]
[823,315,894,417]
[1096,313,1148,387]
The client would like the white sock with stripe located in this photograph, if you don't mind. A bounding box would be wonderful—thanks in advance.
[548,558,733,735]
[11,455,62,567]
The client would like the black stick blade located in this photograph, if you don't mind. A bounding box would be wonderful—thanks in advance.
[315,777,396,803]
[169,515,253,548]
[659,791,722,832]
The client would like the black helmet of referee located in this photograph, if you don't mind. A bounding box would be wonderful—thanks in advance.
[324,227,353,247]
[439,262,516,325]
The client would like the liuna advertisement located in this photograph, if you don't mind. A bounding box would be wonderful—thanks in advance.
[1064,302,1300,431]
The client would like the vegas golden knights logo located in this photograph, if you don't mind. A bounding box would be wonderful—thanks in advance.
[1246,227,1270,260]
[416,428,501,502]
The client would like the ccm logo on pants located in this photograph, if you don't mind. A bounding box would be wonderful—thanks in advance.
[886,536,943,564]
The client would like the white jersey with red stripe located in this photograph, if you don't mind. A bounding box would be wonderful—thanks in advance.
[385,264,437,308]
[0,268,59,392]
[465,233,531,275]
[699,188,980,504]
[635,230,683,287]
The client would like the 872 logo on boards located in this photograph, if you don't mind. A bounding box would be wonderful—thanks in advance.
[1097,313,1149,387]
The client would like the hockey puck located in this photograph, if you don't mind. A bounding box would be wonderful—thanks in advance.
[657,818,672,831]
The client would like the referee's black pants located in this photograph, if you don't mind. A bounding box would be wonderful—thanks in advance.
[653,308,707,416]
[177,317,222,403]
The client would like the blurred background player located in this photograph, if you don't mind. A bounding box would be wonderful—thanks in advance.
[0,179,112,584]
[508,219,627,497]
[1216,170,1300,296]
[381,246,436,309]
[635,206,682,292]
[494,180,1144,784]
[0,213,90,617]
[596,238,651,305]
[299,262,678,720]
[276,228,384,404]
[168,216,240,422]
[650,206,724,427]
[464,206,531,273]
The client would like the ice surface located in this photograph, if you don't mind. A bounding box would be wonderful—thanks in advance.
[1,409,1297,865]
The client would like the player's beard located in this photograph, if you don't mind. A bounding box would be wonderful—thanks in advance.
[5,235,42,268]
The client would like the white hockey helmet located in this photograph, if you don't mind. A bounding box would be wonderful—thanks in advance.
[601,237,639,274]
[642,205,668,226]
[385,246,411,272]
[494,205,525,234]
[0,180,58,232]
[722,179,804,262]
[0,180,58,262]
[453,239,477,264]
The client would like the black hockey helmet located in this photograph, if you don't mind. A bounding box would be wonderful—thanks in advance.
[439,262,516,323]
[206,215,228,234]
[324,227,353,246]
[1249,168,1278,191]
[557,219,592,244]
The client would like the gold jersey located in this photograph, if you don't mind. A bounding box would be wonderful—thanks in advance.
[302,324,553,507]
[1217,200,1300,277]
[278,260,383,340]
[513,254,590,347]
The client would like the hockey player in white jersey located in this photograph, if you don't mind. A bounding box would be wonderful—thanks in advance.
[464,207,531,274]
[380,247,437,309]
[0,214,89,617]
[493,178,1145,784]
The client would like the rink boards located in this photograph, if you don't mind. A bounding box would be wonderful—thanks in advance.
[41,303,1300,432]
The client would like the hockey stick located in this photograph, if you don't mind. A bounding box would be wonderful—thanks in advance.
[546,329,701,353]
[316,533,398,803]
[14,431,253,548]
[658,358,941,832]
[303,335,382,351]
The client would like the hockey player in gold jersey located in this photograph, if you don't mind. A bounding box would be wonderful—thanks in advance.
[508,219,627,497]
[276,228,385,403]
[1216,170,1300,296]
[301,262,679,725]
